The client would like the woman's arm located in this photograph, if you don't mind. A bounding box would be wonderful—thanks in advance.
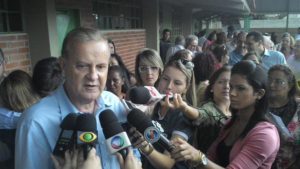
[171,122,280,169]
[171,138,224,169]
[163,93,199,120]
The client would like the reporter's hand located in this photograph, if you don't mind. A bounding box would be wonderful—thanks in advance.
[170,137,200,163]
[77,148,101,169]
[116,148,142,169]
[162,93,188,112]
[51,149,78,169]
[128,127,149,149]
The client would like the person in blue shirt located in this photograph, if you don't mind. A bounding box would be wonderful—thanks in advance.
[15,27,133,169]
[0,70,40,169]
[245,31,286,70]
[228,31,247,66]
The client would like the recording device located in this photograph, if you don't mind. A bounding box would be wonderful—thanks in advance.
[127,108,175,152]
[76,113,98,160]
[128,86,173,105]
[53,113,78,157]
[99,109,131,159]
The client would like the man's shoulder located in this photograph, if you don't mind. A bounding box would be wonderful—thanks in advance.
[101,91,121,103]
[22,94,60,122]
[267,50,284,58]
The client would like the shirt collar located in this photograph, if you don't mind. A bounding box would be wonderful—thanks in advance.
[55,85,113,119]
[262,48,271,57]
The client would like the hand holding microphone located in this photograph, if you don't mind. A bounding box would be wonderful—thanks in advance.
[161,93,189,113]
[128,127,154,156]
[127,108,176,152]
[127,86,191,114]
[128,86,173,105]
[51,148,102,169]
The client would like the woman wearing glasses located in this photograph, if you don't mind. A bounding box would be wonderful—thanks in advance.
[268,65,300,169]
[135,48,164,87]
[129,57,196,169]
[170,61,280,169]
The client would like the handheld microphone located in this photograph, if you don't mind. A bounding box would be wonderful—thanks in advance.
[53,113,78,157]
[99,109,131,159]
[76,113,98,160]
[128,86,173,105]
[127,108,175,152]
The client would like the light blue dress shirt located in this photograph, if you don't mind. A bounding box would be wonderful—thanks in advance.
[15,85,130,169]
[0,108,21,129]
[261,49,286,70]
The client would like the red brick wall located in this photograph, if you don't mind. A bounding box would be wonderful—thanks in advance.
[103,30,146,72]
[0,33,31,74]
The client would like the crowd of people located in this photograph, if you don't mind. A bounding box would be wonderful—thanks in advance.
[0,26,300,169]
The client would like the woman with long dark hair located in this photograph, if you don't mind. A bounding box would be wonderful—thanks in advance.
[170,61,280,169]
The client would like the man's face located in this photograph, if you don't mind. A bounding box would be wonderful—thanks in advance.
[236,33,246,48]
[163,32,170,41]
[187,40,198,52]
[61,40,110,105]
[246,36,262,53]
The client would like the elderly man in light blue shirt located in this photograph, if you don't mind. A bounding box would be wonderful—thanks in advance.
[246,31,286,70]
[15,27,133,169]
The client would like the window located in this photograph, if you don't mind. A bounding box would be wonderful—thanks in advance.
[0,0,23,32]
[93,0,143,30]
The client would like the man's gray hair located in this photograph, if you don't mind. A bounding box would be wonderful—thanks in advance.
[185,35,198,47]
[61,27,107,58]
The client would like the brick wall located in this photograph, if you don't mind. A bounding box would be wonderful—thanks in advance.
[103,30,146,72]
[55,0,147,73]
[0,33,31,74]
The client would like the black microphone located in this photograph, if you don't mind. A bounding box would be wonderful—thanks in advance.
[76,113,98,160]
[99,109,131,159]
[127,108,175,152]
[53,113,78,157]
[128,86,173,105]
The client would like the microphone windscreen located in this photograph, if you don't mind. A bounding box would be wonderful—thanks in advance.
[60,113,78,130]
[127,108,153,133]
[128,87,151,104]
[76,113,97,133]
[99,109,124,138]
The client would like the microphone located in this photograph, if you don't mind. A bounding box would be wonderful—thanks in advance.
[127,108,175,152]
[53,113,78,157]
[128,86,173,105]
[76,113,98,160]
[99,109,131,159]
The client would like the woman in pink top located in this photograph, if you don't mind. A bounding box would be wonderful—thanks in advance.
[171,60,280,169]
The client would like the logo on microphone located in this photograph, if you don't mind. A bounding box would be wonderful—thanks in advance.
[79,132,97,143]
[144,126,160,143]
[111,136,125,149]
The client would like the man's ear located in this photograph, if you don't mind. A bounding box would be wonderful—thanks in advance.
[59,56,65,70]
[255,89,265,100]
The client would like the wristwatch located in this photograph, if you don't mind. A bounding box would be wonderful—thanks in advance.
[199,152,208,166]
[190,151,208,168]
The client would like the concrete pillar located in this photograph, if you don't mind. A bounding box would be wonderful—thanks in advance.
[142,0,159,50]
[23,0,59,67]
